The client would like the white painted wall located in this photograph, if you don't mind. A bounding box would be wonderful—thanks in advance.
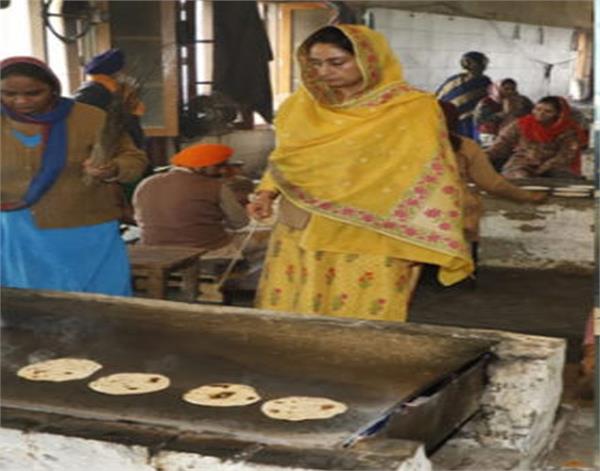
[370,8,577,102]
[0,1,36,57]
[0,0,72,92]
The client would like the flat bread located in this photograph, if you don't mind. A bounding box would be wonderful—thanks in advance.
[552,191,589,198]
[17,358,102,382]
[261,396,348,422]
[88,373,170,395]
[183,383,261,407]
[567,185,594,190]
[520,185,550,191]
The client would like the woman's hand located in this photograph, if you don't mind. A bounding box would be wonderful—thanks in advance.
[528,191,548,204]
[246,190,277,220]
[82,159,118,180]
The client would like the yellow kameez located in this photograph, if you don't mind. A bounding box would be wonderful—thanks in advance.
[256,224,421,321]
[255,25,473,321]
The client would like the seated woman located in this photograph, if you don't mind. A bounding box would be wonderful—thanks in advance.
[473,78,533,146]
[486,96,587,178]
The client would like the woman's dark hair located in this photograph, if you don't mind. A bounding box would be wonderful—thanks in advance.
[537,96,562,114]
[0,62,60,92]
[302,26,354,54]
[500,78,516,87]
[438,100,463,152]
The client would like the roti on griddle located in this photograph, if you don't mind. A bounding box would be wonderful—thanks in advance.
[88,373,170,395]
[183,383,261,407]
[17,358,102,382]
[261,396,348,421]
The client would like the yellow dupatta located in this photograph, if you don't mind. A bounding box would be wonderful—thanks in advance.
[265,25,472,285]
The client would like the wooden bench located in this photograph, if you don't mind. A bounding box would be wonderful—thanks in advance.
[128,245,206,301]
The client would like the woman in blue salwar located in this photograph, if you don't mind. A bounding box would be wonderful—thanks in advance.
[436,51,492,140]
[0,56,148,295]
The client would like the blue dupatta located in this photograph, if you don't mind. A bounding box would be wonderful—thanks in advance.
[1,97,74,210]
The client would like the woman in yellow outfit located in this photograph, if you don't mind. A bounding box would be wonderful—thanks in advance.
[247,25,472,322]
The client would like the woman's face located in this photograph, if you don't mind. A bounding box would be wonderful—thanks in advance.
[461,57,485,76]
[307,43,363,95]
[1,75,55,115]
[499,82,517,98]
[533,102,560,125]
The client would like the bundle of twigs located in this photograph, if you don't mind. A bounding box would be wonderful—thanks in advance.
[84,74,143,185]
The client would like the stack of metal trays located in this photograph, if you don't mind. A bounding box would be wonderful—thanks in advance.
[520,185,551,194]
[551,184,593,198]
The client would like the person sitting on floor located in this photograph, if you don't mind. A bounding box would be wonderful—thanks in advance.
[132,143,250,257]
[486,96,587,178]
[473,78,533,147]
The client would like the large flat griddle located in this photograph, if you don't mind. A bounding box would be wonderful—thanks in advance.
[1,288,496,451]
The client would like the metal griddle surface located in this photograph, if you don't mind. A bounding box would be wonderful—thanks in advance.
[1,288,495,449]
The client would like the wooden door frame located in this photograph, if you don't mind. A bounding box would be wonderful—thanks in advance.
[92,1,178,137]
[276,2,331,96]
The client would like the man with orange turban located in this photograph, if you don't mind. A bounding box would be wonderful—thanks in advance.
[132,143,249,252]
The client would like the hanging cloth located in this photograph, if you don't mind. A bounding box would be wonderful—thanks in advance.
[212,0,273,123]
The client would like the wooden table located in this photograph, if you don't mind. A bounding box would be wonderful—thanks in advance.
[127,245,206,301]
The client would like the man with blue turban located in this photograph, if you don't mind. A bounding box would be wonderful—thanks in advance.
[436,51,492,139]
[74,48,149,223]
[74,48,145,149]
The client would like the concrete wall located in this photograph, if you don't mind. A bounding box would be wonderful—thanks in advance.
[370,8,577,101]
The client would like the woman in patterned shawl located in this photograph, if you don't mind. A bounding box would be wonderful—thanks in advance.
[436,51,492,140]
[247,25,472,322]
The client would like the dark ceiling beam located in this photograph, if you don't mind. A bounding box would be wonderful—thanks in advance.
[263,1,592,30]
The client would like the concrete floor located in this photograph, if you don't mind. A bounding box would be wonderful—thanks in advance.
[221,265,593,360]
[412,267,596,471]
[411,266,592,363]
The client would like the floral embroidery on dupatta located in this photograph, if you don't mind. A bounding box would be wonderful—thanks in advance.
[271,141,467,255]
